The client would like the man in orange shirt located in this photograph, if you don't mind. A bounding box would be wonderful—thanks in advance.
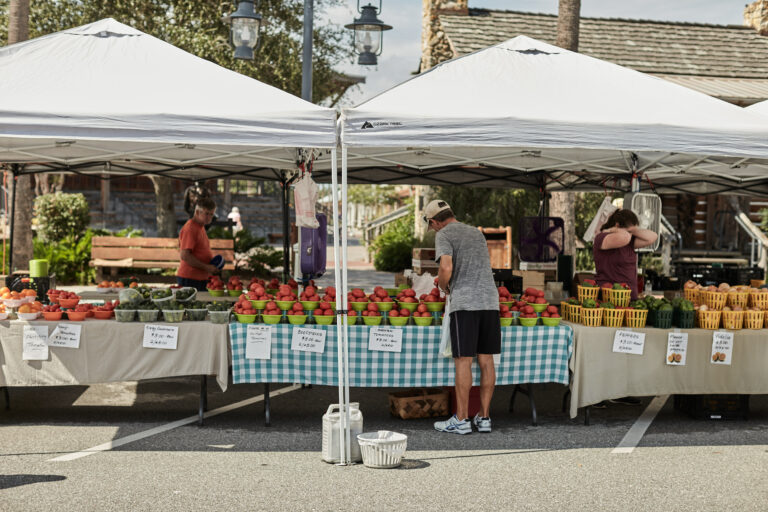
[177,197,218,290]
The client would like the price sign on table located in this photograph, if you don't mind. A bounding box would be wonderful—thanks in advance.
[48,323,81,349]
[23,325,49,360]
[612,329,646,355]
[142,325,179,350]
[666,332,688,365]
[246,324,272,360]
[368,327,403,353]
[711,331,734,365]
[291,327,326,354]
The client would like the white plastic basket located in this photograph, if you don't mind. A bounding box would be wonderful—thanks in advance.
[356,431,407,469]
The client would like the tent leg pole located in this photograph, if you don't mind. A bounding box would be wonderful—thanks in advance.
[7,165,18,275]
[282,174,290,283]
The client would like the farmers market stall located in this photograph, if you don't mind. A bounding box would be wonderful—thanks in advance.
[0,319,229,424]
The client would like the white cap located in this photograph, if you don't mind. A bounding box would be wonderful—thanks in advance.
[423,199,452,223]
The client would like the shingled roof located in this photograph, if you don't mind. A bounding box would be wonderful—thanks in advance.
[439,9,768,105]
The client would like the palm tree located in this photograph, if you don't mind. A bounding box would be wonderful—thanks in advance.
[6,0,34,271]
[549,0,581,258]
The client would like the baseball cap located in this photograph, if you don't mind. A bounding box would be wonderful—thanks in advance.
[423,199,452,223]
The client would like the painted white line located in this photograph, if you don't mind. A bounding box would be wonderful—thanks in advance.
[49,384,302,462]
[611,394,669,455]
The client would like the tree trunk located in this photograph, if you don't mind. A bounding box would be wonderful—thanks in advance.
[549,0,581,257]
[149,176,177,237]
[8,0,33,272]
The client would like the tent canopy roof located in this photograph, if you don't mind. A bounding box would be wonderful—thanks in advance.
[0,18,336,180]
[333,36,768,196]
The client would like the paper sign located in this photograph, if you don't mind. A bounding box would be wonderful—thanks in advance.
[23,325,49,360]
[666,332,688,365]
[142,324,179,350]
[48,323,82,349]
[711,331,734,365]
[612,329,646,355]
[368,327,403,353]
[290,327,326,354]
[246,324,273,360]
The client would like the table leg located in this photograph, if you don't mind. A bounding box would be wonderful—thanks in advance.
[264,383,271,427]
[509,384,537,426]
[584,406,590,426]
[198,376,207,427]
[3,387,8,410]
[509,386,518,413]
[561,389,570,413]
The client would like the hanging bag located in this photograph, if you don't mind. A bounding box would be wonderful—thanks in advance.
[293,172,319,229]
[439,295,452,358]
[583,196,617,242]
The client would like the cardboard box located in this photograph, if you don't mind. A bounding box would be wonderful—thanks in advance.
[394,272,409,287]
[513,270,545,291]
[412,259,439,275]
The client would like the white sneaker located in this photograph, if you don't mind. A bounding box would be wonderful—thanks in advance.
[473,413,492,433]
[434,414,472,435]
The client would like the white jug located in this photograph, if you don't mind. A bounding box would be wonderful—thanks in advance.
[322,402,363,463]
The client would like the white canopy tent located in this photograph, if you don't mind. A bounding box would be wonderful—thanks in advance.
[0,19,355,463]
[329,36,768,460]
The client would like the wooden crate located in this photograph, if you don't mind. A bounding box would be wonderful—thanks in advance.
[478,226,512,269]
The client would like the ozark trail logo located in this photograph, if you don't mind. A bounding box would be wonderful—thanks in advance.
[361,121,374,129]
[360,121,402,130]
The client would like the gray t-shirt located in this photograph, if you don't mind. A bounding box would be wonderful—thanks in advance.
[434,222,499,312]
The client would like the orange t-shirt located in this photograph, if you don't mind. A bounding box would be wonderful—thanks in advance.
[177,219,213,281]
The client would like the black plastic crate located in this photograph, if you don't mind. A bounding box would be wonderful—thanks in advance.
[674,394,749,420]
[726,267,765,286]
[674,265,728,287]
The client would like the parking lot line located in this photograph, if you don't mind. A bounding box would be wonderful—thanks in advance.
[49,384,302,462]
[611,395,669,454]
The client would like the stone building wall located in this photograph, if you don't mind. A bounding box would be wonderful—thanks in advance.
[421,0,467,71]
[745,0,768,35]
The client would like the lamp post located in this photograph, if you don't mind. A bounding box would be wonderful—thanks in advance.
[345,1,392,66]
[226,1,262,61]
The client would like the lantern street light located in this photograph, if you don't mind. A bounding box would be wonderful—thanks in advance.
[225,1,263,61]
[345,1,393,66]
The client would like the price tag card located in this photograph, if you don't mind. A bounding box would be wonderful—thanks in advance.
[711,331,734,365]
[23,325,49,360]
[612,329,646,355]
[142,324,179,350]
[48,323,82,349]
[666,332,688,365]
[290,327,327,354]
[246,324,273,360]
[368,327,403,353]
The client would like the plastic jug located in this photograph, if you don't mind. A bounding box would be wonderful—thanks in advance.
[322,402,363,463]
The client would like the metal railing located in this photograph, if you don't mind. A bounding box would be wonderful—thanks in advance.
[363,205,411,243]
[733,212,768,268]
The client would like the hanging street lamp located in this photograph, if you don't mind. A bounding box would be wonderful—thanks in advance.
[225,1,263,60]
[345,1,393,66]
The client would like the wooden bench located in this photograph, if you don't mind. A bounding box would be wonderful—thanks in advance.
[90,236,235,279]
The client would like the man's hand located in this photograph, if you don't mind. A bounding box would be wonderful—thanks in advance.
[205,264,219,274]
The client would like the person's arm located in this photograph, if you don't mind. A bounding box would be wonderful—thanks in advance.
[438,255,453,295]
[598,227,633,250]
[628,226,658,249]
[180,249,218,274]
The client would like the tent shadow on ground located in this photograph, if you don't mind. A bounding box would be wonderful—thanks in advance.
[1,379,766,455]
[0,474,66,490]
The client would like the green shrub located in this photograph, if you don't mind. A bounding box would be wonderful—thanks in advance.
[370,214,414,272]
[576,246,595,272]
[33,229,95,285]
[33,192,90,242]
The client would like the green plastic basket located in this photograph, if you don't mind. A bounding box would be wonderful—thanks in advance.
[387,316,409,326]
[287,314,307,325]
[261,314,282,324]
[376,301,395,312]
[250,299,268,310]
[235,313,258,324]
[674,309,695,329]
[207,288,225,297]
[349,301,369,312]
[426,302,445,312]
[541,317,562,327]
[528,302,549,313]
[397,301,418,312]
[652,309,674,329]
[519,317,538,327]
[363,315,383,326]
[412,316,433,326]
[314,315,334,325]
[300,300,320,311]
[275,300,295,311]
[227,289,243,297]
[499,317,513,327]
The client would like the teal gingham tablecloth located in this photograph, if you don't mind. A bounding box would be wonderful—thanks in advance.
[229,324,573,387]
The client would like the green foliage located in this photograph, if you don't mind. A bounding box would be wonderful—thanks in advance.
[760,208,768,233]
[575,193,605,239]
[33,192,91,242]
[209,226,281,276]
[33,229,96,285]
[347,185,402,206]
[369,213,414,272]
[0,0,353,104]
[640,254,664,274]
[576,246,595,272]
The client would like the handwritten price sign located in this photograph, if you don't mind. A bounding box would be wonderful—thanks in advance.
[22,325,49,360]
[246,324,273,360]
[612,329,646,355]
[142,325,179,350]
[368,327,403,353]
[290,327,327,354]
[711,331,733,365]
[48,323,82,349]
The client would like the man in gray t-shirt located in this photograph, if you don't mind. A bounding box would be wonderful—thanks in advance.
[427,200,501,435]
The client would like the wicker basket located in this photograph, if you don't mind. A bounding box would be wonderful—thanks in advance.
[577,285,599,303]
[624,309,648,328]
[697,310,722,330]
[602,308,625,328]
[749,292,768,310]
[673,309,695,329]
[744,310,764,329]
[608,288,631,308]
[683,288,700,303]
[721,310,744,330]
[652,309,673,329]
[727,292,748,309]
[581,307,603,327]
[388,388,449,419]
[570,304,582,324]
[700,291,726,310]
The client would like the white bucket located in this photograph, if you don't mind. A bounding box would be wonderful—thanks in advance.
[357,431,408,469]
[322,403,363,463]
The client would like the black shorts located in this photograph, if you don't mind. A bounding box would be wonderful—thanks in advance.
[448,310,501,358]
